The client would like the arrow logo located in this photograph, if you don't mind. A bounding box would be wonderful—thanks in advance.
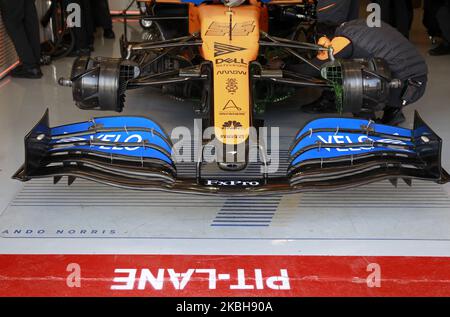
[222,100,242,111]
[214,42,246,57]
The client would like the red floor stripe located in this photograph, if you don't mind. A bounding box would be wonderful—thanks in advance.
[0,255,449,297]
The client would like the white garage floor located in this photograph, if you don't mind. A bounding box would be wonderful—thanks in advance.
[1,20,450,259]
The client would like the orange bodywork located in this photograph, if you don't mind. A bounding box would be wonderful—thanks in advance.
[142,1,311,145]
[197,5,260,145]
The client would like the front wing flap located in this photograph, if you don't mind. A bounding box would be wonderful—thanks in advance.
[13,110,449,195]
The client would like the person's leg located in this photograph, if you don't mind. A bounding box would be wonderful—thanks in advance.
[23,0,41,64]
[90,0,99,28]
[77,0,94,49]
[429,3,450,55]
[82,0,95,47]
[372,0,393,25]
[406,0,414,37]
[422,0,444,38]
[437,4,450,42]
[96,0,114,38]
[66,0,82,52]
[68,0,93,55]
[0,0,40,70]
[392,0,413,38]
[347,0,360,21]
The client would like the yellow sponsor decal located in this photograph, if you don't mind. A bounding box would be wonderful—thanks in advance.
[198,5,260,145]
[206,21,256,37]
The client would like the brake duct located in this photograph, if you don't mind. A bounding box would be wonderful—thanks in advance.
[59,56,141,112]
[13,110,449,195]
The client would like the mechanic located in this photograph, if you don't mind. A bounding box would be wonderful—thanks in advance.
[0,0,42,79]
[287,19,428,125]
[316,0,359,25]
[91,0,115,39]
[429,0,450,56]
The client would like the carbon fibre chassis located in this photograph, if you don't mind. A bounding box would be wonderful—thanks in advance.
[12,110,450,196]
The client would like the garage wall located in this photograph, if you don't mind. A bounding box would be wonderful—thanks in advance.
[0,14,19,79]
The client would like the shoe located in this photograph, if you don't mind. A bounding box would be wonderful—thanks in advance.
[429,42,450,56]
[380,107,406,126]
[10,66,43,79]
[10,65,25,76]
[103,29,115,39]
[300,91,337,114]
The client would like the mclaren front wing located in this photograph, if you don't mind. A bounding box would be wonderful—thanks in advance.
[13,110,449,195]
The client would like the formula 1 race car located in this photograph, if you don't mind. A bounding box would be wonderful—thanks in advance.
[13,0,449,194]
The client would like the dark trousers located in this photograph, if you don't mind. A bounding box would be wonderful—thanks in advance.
[423,0,445,37]
[347,0,360,21]
[372,0,413,38]
[64,0,94,50]
[0,0,40,69]
[436,2,450,43]
[91,0,112,30]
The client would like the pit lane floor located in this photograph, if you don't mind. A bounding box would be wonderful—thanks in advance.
[0,20,450,296]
